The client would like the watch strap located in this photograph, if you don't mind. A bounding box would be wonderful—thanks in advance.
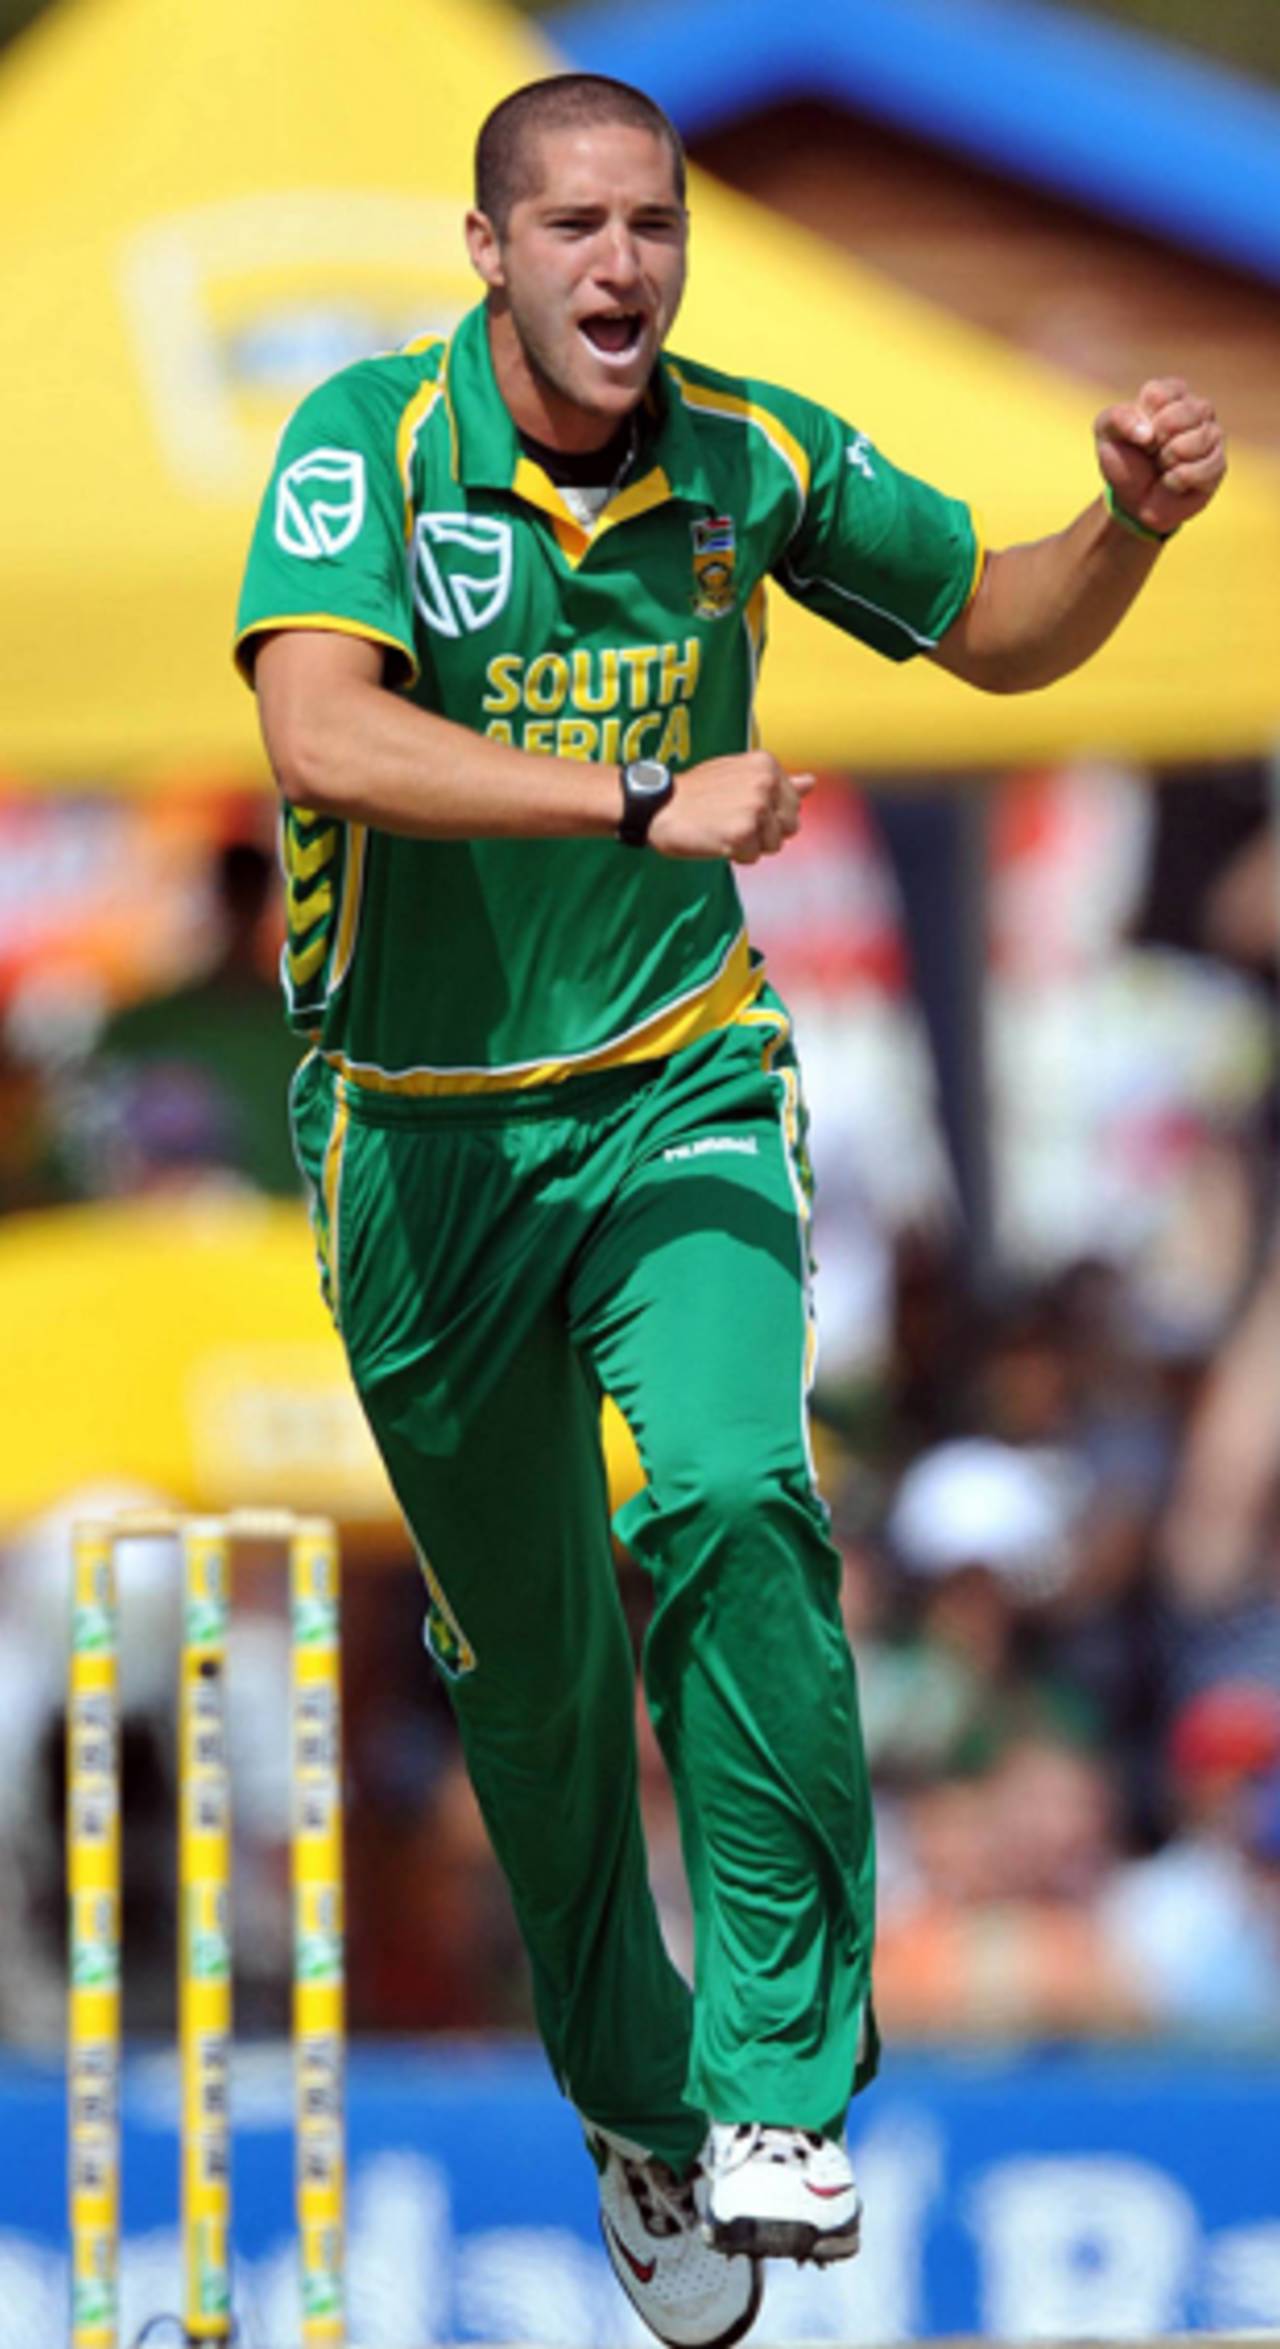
[618,760,674,848]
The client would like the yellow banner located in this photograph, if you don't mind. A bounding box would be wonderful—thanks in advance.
[0,0,1274,778]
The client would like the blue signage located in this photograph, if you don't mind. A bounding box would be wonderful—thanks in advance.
[2,2042,1278,2343]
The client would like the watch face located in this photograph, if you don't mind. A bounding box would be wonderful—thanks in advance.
[619,757,673,847]
[627,759,670,797]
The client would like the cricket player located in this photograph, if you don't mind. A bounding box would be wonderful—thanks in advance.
[235,72,1225,2349]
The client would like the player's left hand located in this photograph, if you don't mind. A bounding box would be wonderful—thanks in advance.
[1094,377,1226,539]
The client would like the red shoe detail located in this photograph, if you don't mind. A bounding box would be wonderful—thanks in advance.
[605,2216,657,2285]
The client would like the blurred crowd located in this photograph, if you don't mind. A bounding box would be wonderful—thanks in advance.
[831,1253,1280,2046]
[4,762,1280,2055]
[0,823,299,1213]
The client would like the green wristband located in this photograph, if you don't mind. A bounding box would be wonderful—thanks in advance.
[1104,481,1176,545]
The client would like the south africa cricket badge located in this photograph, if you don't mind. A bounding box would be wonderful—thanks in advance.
[691,515,737,618]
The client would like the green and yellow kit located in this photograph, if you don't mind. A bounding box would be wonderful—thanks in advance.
[236,298,976,1093]
[237,300,977,2159]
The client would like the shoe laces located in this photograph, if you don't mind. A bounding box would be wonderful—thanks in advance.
[721,2123,826,2173]
[620,2150,701,2238]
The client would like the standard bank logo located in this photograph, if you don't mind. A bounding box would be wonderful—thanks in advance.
[413,514,513,638]
[275,448,367,559]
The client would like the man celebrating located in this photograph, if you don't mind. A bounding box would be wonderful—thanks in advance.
[236,72,1224,2349]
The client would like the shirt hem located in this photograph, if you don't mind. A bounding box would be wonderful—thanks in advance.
[323,932,763,1116]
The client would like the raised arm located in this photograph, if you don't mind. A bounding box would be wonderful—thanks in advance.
[929,377,1226,694]
[254,627,615,837]
[252,627,812,862]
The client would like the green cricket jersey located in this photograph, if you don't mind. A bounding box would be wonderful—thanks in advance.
[235,300,978,1095]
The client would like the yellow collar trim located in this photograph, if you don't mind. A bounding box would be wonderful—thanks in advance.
[511,456,673,567]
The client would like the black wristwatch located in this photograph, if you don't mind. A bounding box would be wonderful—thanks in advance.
[618,758,675,848]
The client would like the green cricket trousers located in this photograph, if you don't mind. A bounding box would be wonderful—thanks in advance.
[292,994,877,2170]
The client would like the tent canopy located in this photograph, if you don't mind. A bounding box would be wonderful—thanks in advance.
[0,1194,646,1533]
[0,0,1276,780]
[555,0,1280,286]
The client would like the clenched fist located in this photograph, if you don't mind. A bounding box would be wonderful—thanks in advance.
[648,752,815,864]
[1095,377,1226,540]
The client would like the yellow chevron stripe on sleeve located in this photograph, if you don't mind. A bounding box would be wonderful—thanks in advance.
[287,932,330,986]
[284,827,338,883]
[287,877,335,930]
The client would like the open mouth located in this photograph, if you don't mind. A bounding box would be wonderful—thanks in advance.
[579,312,646,361]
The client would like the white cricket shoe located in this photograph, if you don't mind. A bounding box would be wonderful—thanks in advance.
[589,2127,763,2348]
[703,2123,863,2264]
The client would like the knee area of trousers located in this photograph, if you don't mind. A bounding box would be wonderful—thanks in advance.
[655,1457,821,1551]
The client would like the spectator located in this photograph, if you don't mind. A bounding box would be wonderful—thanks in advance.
[89,836,302,1197]
[869,1435,1095,1778]
[1100,1681,1280,2035]
[877,1734,1144,2040]
[0,1026,74,1213]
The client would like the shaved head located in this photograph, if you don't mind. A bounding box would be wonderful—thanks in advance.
[475,73,686,237]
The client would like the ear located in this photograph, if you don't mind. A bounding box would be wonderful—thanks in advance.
[465,208,505,292]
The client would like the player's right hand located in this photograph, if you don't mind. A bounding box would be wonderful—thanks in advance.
[647,753,815,863]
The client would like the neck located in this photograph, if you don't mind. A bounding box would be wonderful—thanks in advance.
[518,413,637,490]
[485,304,639,455]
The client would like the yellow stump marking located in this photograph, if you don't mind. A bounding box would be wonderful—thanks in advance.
[291,1518,347,2348]
[66,1511,346,2347]
[179,1520,234,2343]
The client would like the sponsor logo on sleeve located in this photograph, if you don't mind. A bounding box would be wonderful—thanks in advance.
[275,448,367,558]
[845,434,876,481]
[413,513,513,637]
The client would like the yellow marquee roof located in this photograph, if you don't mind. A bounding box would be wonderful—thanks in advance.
[0,1196,390,1528]
[0,0,1276,781]
[0,1195,644,1535]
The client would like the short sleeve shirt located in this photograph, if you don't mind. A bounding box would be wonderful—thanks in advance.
[236,301,978,1096]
